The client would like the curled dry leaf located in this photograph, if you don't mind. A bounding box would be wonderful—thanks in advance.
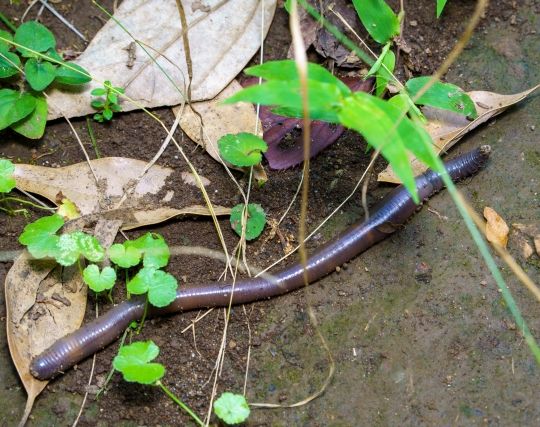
[46,0,276,120]
[378,84,540,183]
[5,218,120,426]
[484,207,509,248]
[174,80,267,182]
[13,158,229,229]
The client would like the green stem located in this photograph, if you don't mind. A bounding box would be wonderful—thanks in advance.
[157,381,205,427]
[0,11,17,33]
[1,196,56,211]
[136,297,148,334]
[86,117,101,158]
[96,327,131,399]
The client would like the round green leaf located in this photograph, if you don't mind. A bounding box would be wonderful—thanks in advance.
[109,243,142,268]
[72,231,105,262]
[132,233,170,269]
[25,58,57,91]
[147,269,177,307]
[112,341,165,385]
[0,50,21,78]
[0,89,36,130]
[19,213,64,259]
[230,203,266,241]
[11,93,47,139]
[56,233,80,266]
[14,21,56,57]
[0,158,16,193]
[83,264,116,293]
[55,62,91,85]
[214,392,250,425]
[0,30,13,51]
[126,266,154,295]
[218,133,268,167]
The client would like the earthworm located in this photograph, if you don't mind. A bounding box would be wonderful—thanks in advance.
[30,145,491,380]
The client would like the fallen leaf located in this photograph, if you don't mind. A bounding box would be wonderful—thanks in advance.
[46,0,277,120]
[13,158,229,229]
[378,84,539,183]
[484,207,509,248]
[175,80,267,182]
[5,218,120,426]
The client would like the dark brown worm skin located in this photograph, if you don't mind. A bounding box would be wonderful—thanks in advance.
[30,146,491,380]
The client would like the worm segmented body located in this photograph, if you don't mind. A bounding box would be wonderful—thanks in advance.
[30,146,491,380]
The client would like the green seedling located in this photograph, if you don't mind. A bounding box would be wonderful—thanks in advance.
[437,0,449,17]
[131,232,170,269]
[213,392,251,425]
[113,340,204,426]
[83,264,116,293]
[109,242,142,268]
[56,231,105,266]
[91,80,124,122]
[127,267,177,307]
[0,158,15,193]
[366,43,396,97]
[0,21,91,139]
[218,132,268,167]
[230,203,266,241]
[18,213,64,259]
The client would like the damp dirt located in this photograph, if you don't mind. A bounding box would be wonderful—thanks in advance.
[0,1,539,426]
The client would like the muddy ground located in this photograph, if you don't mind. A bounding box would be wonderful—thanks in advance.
[0,0,539,426]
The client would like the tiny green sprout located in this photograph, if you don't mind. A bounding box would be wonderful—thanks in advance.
[91,80,124,122]
[113,340,165,384]
[218,132,268,167]
[83,264,116,293]
[127,267,178,307]
[56,231,105,266]
[131,232,170,269]
[18,213,64,259]
[214,392,251,425]
[230,203,266,241]
[0,158,16,193]
[109,242,142,268]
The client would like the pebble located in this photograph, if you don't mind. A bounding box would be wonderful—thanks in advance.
[410,20,418,27]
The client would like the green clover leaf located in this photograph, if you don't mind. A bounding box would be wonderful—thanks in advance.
[109,242,142,268]
[127,267,177,307]
[24,58,57,91]
[218,132,268,167]
[56,231,104,266]
[18,213,64,259]
[83,264,116,293]
[0,158,16,193]
[112,341,165,385]
[131,233,170,269]
[214,392,250,425]
[230,203,266,241]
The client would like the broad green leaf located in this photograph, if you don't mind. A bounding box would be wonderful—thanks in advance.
[218,133,268,167]
[55,62,91,85]
[0,49,21,78]
[230,203,266,241]
[406,77,478,119]
[244,60,351,96]
[18,213,64,259]
[0,30,13,51]
[109,243,142,268]
[352,0,400,44]
[113,341,165,385]
[14,21,56,57]
[338,92,437,201]
[0,89,36,130]
[214,392,251,425]
[0,158,16,193]
[56,231,105,266]
[437,0,448,17]
[83,264,116,292]
[11,93,47,139]
[226,80,345,123]
[131,233,170,269]
[127,267,178,307]
[24,58,57,91]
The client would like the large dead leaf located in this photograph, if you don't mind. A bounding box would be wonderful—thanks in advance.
[46,0,277,120]
[378,84,539,183]
[5,218,120,426]
[175,79,267,182]
[13,158,230,229]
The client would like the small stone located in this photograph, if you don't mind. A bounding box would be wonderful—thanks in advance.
[228,339,237,349]
[414,261,432,284]
[510,15,516,25]
[409,20,418,27]
[530,125,535,131]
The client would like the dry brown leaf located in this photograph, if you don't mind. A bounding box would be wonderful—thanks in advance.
[378,84,539,183]
[175,79,267,182]
[46,0,276,120]
[5,218,120,426]
[484,207,509,248]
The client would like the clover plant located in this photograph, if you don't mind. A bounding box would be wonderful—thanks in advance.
[91,80,124,122]
[0,21,91,139]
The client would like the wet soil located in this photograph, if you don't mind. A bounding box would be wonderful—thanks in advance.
[1,0,539,426]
